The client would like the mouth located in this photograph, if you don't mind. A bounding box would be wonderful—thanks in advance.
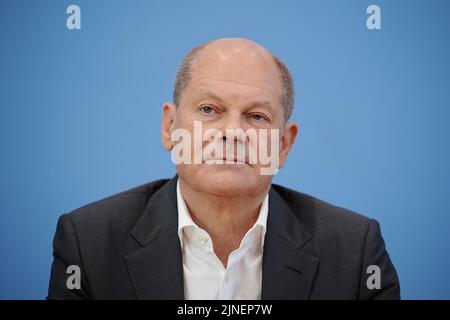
[203,157,248,165]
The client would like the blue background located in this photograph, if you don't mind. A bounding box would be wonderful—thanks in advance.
[1,0,449,299]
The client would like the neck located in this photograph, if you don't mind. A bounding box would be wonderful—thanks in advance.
[179,179,268,267]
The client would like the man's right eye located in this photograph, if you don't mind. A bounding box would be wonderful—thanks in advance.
[199,105,216,114]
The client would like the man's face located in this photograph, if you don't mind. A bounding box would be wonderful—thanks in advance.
[162,39,297,197]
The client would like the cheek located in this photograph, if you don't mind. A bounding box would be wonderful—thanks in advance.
[174,104,197,124]
[253,129,281,157]
[174,113,191,129]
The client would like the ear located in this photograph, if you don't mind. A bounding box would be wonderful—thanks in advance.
[161,102,177,151]
[278,121,298,169]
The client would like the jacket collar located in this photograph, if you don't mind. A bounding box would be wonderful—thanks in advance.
[125,175,184,299]
[261,187,319,299]
[125,175,319,299]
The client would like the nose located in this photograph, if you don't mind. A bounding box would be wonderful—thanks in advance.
[221,111,245,130]
[220,112,247,144]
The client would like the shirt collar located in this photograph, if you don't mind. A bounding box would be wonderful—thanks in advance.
[176,179,269,249]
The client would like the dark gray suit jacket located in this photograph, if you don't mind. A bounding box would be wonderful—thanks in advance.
[48,176,400,299]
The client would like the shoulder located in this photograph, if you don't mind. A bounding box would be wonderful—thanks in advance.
[61,178,171,235]
[271,183,373,237]
[271,183,378,273]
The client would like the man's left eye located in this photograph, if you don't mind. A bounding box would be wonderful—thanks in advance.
[249,114,268,121]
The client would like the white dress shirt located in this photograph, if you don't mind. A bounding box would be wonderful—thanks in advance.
[176,179,269,300]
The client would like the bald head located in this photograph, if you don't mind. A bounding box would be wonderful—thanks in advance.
[173,38,294,121]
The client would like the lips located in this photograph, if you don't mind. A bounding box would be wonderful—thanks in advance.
[203,156,248,165]
[202,140,251,165]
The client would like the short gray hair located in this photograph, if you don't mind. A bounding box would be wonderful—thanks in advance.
[173,42,295,121]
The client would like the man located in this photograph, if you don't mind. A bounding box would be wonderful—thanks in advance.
[48,38,400,299]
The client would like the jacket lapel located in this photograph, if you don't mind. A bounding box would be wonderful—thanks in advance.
[124,176,185,299]
[123,176,319,300]
[261,187,320,299]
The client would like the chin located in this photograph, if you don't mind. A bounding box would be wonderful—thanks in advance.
[178,164,270,197]
[200,166,257,196]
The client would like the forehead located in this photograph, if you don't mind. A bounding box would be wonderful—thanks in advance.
[186,45,282,104]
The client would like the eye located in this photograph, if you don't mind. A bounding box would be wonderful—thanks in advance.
[249,113,269,122]
[199,105,216,114]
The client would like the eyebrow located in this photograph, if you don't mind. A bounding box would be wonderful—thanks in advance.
[198,91,226,105]
[195,90,275,112]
